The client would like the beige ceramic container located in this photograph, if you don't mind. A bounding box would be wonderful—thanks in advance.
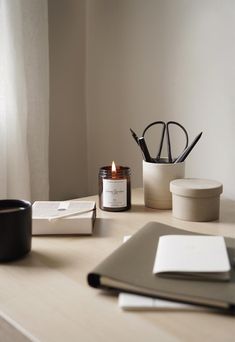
[143,160,185,209]
[170,178,223,222]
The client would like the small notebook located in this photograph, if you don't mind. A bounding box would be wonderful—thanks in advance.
[153,235,231,281]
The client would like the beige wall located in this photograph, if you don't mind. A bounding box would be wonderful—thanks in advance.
[48,0,88,200]
[49,0,235,199]
[87,0,235,198]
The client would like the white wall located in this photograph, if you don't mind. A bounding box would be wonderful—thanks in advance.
[48,0,235,200]
[86,0,235,199]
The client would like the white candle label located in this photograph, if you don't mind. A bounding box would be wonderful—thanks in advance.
[103,179,127,208]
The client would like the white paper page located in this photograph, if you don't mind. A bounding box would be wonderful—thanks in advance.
[118,293,207,311]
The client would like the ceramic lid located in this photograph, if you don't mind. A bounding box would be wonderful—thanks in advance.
[170,178,223,198]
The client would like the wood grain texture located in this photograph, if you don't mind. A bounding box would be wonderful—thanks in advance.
[0,189,234,342]
[0,312,33,342]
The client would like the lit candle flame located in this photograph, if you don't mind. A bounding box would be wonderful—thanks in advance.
[111,161,116,173]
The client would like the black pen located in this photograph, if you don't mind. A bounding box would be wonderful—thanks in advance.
[130,128,139,145]
[174,132,203,163]
[138,137,153,162]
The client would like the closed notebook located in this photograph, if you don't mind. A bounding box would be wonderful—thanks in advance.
[153,235,231,281]
[87,222,235,313]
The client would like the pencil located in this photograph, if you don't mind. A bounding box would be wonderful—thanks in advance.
[174,132,203,163]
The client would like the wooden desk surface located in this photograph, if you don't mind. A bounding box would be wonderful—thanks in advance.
[0,189,235,342]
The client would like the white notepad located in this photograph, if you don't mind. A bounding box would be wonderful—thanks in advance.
[153,235,231,281]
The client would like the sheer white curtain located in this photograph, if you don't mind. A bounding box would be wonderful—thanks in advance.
[0,0,49,201]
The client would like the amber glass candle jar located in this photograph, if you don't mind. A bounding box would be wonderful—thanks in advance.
[99,162,131,212]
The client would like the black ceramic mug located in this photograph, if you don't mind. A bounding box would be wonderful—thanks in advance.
[0,199,32,261]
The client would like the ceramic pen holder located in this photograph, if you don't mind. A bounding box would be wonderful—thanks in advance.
[0,199,32,261]
[143,159,185,209]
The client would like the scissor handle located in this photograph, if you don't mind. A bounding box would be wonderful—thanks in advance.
[142,120,165,137]
[166,121,189,162]
[142,120,189,163]
[142,121,166,161]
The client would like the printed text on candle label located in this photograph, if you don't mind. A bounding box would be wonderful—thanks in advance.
[103,179,127,208]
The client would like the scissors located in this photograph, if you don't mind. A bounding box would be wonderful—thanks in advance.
[142,121,189,163]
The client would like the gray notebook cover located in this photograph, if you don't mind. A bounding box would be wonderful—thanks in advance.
[87,222,235,313]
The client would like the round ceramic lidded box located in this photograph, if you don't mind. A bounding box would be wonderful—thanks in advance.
[170,178,223,222]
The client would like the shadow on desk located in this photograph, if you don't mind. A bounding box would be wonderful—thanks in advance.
[219,198,235,224]
[93,218,128,238]
[6,250,73,270]
[131,199,235,225]
[130,204,161,214]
